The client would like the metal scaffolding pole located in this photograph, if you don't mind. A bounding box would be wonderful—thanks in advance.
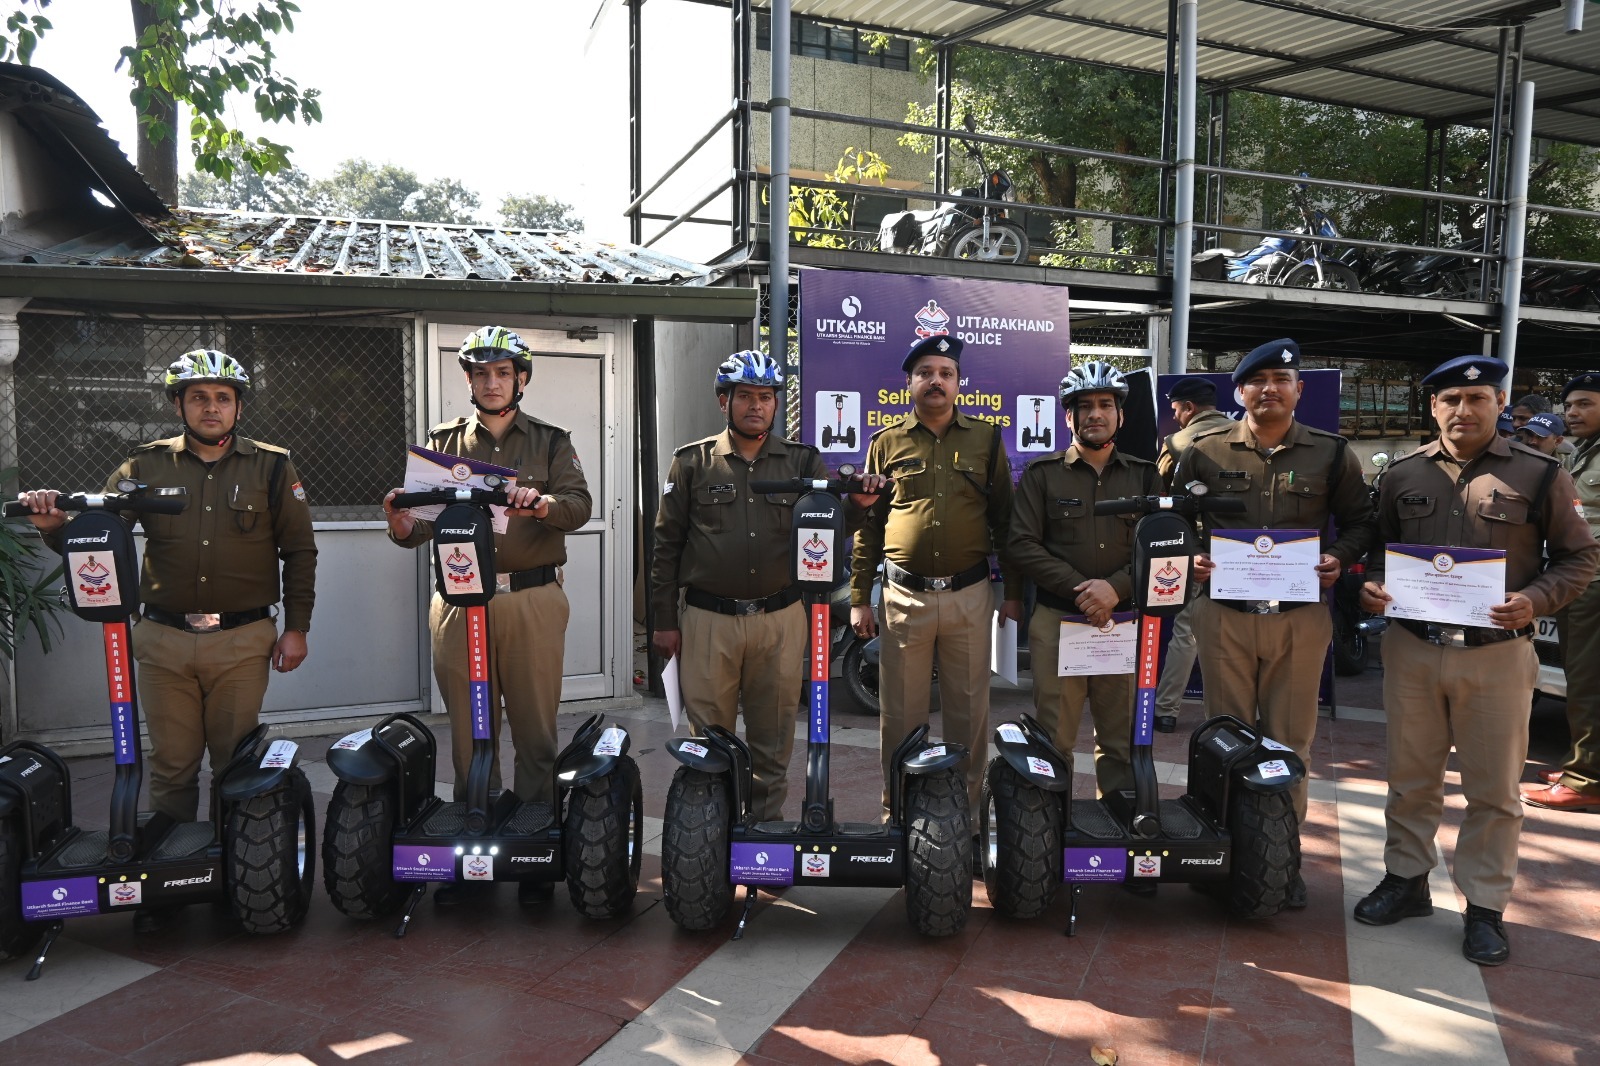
[1168,0,1197,375]
[769,0,791,365]
[1498,79,1536,381]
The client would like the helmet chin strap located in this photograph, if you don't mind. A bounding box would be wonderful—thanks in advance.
[1069,406,1120,451]
[470,368,527,416]
[726,412,769,442]
[181,407,236,449]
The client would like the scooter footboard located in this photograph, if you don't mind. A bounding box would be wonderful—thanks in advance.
[730,824,906,888]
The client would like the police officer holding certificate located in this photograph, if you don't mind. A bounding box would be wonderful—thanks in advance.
[1009,362,1158,800]
[1175,338,1374,909]
[1355,355,1597,965]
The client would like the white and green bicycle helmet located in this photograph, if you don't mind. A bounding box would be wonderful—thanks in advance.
[458,326,534,374]
[165,349,251,400]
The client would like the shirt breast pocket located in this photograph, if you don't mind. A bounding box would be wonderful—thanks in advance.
[764,491,799,533]
[230,489,271,536]
[1477,493,1531,549]
[518,460,551,494]
[1285,473,1328,522]
[1047,499,1089,543]
[1212,474,1253,495]
[694,484,737,533]
[953,458,988,500]
[1396,496,1436,541]
[888,458,928,504]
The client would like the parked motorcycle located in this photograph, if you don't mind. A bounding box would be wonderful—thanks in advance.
[1330,452,1390,676]
[878,116,1028,265]
[830,562,881,715]
[1364,232,1496,300]
[1192,184,1360,291]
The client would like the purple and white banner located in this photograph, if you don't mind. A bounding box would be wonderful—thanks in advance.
[1063,847,1126,883]
[798,270,1072,479]
[731,842,794,886]
[393,845,457,882]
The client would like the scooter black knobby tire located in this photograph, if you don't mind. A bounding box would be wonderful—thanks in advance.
[322,781,407,919]
[0,815,44,962]
[661,767,733,930]
[564,756,644,920]
[1227,786,1300,919]
[904,767,972,936]
[981,758,1060,919]
[227,770,315,934]
[841,639,880,716]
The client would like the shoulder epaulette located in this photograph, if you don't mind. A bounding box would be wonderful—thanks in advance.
[1024,451,1067,472]
[1508,440,1559,465]
[674,433,721,457]
[428,417,470,439]
[251,440,291,458]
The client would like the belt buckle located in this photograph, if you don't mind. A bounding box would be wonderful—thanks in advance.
[1427,624,1467,647]
[928,577,952,591]
[1248,600,1279,615]
[735,598,761,615]
[495,574,512,593]
[186,612,222,633]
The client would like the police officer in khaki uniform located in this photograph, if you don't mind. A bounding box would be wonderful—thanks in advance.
[23,349,317,931]
[1522,374,1600,812]
[1154,376,1233,733]
[1176,338,1374,909]
[1355,355,1597,965]
[851,334,1024,817]
[1011,361,1158,802]
[385,326,591,906]
[651,352,882,822]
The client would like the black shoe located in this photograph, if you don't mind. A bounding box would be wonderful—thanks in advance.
[1285,872,1308,909]
[1462,904,1510,966]
[132,906,179,934]
[1155,715,1179,734]
[1353,871,1433,926]
[518,880,554,906]
[434,881,491,907]
[1122,879,1158,896]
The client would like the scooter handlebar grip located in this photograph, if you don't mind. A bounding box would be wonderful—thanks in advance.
[748,479,805,494]
[1093,498,1146,515]
[390,492,437,509]
[1,502,30,518]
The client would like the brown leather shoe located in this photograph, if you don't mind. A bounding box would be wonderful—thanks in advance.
[1522,783,1600,812]
[1535,769,1563,786]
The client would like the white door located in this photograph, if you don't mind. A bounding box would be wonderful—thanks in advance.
[430,322,627,701]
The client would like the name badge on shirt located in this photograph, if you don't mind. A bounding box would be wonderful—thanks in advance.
[1401,495,1431,506]
[1219,470,1248,480]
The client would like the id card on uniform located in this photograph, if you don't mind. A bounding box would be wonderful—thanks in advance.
[1209,528,1320,602]
[1383,544,1506,627]
[1058,612,1137,676]
[404,446,520,533]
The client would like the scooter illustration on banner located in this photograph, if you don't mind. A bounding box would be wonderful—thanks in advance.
[818,392,859,451]
[1019,395,1055,450]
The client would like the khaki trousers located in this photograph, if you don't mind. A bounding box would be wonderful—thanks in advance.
[879,577,993,814]
[680,601,804,822]
[132,616,277,822]
[1155,600,1199,718]
[1028,604,1134,796]
[1380,623,1536,912]
[1555,577,1600,793]
[1192,594,1330,821]
[432,582,567,804]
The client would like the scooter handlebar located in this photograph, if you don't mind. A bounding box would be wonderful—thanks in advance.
[4,488,189,519]
[749,475,894,495]
[1092,494,1248,517]
[391,487,511,510]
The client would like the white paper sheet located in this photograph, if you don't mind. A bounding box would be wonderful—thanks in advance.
[1209,527,1321,602]
[662,654,685,730]
[1383,543,1507,627]
[991,616,1019,685]
[1058,612,1138,676]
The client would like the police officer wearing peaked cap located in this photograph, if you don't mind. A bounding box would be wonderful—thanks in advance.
[650,351,883,822]
[1175,337,1376,910]
[1356,355,1598,965]
[21,349,318,932]
[852,333,1025,818]
[1523,371,1600,813]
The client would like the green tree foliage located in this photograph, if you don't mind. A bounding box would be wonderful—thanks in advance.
[305,159,480,224]
[499,194,583,231]
[785,147,891,248]
[0,0,321,204]
[178,146,313,213]
[0,471,61,664]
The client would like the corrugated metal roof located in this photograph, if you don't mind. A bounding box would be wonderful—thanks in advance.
[768,1,1600,145]
[27,206,716,286]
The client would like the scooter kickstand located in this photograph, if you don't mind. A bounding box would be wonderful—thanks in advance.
[394,884,428,939]
[731,885,758,941]
[25,921,65,980]
[1063,885,1082,938]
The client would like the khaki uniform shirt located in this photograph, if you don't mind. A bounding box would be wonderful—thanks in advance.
[1177,417,1375,565]
[650,430,828,629]
[1010,446,1160,605]
[85,435,318,632]
[1369,437,1598,617]
[1157,408,1233,484]
[1566,437,1600,544]
[392,411,592,570]
[852,411,1021,604]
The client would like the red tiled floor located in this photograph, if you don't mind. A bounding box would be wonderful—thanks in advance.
[752,996,917,1065]
[895,1014,1057,1066]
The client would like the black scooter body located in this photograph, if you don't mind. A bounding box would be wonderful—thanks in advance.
[0,489,313,979]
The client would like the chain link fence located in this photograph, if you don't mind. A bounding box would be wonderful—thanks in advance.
[12,312,415,521]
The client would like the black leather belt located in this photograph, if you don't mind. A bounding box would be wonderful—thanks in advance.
[1213,597,1320,615]
[499,565,558,593]
[1036,588,1078,613]
[686,585,801,616]
[1396,618,1533,647]
[884,559,990,593]
[143,605,272,633]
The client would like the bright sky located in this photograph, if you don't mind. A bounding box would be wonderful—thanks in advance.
[32,0,729,246]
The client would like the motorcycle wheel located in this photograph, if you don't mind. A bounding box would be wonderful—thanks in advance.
[949,221,1028,264]
[1332,612,1368,677]
[840,638,881,716]
[1283,260,1361,292]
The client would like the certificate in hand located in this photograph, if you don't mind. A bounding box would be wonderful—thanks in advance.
[1058,612,1138,677]
[1209,528,1320,602]
[404,446,520,533]
[1382,544,1506,627]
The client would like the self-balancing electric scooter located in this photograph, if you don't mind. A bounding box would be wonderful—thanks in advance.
[981,488,1305,931]
[660,466,972,938]
[0,483,316,978]
[321,479,642,935]
[819,394,857,450]
[1020,397,1052,449]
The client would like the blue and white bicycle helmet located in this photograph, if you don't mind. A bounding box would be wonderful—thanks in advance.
[714,350,784,395]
